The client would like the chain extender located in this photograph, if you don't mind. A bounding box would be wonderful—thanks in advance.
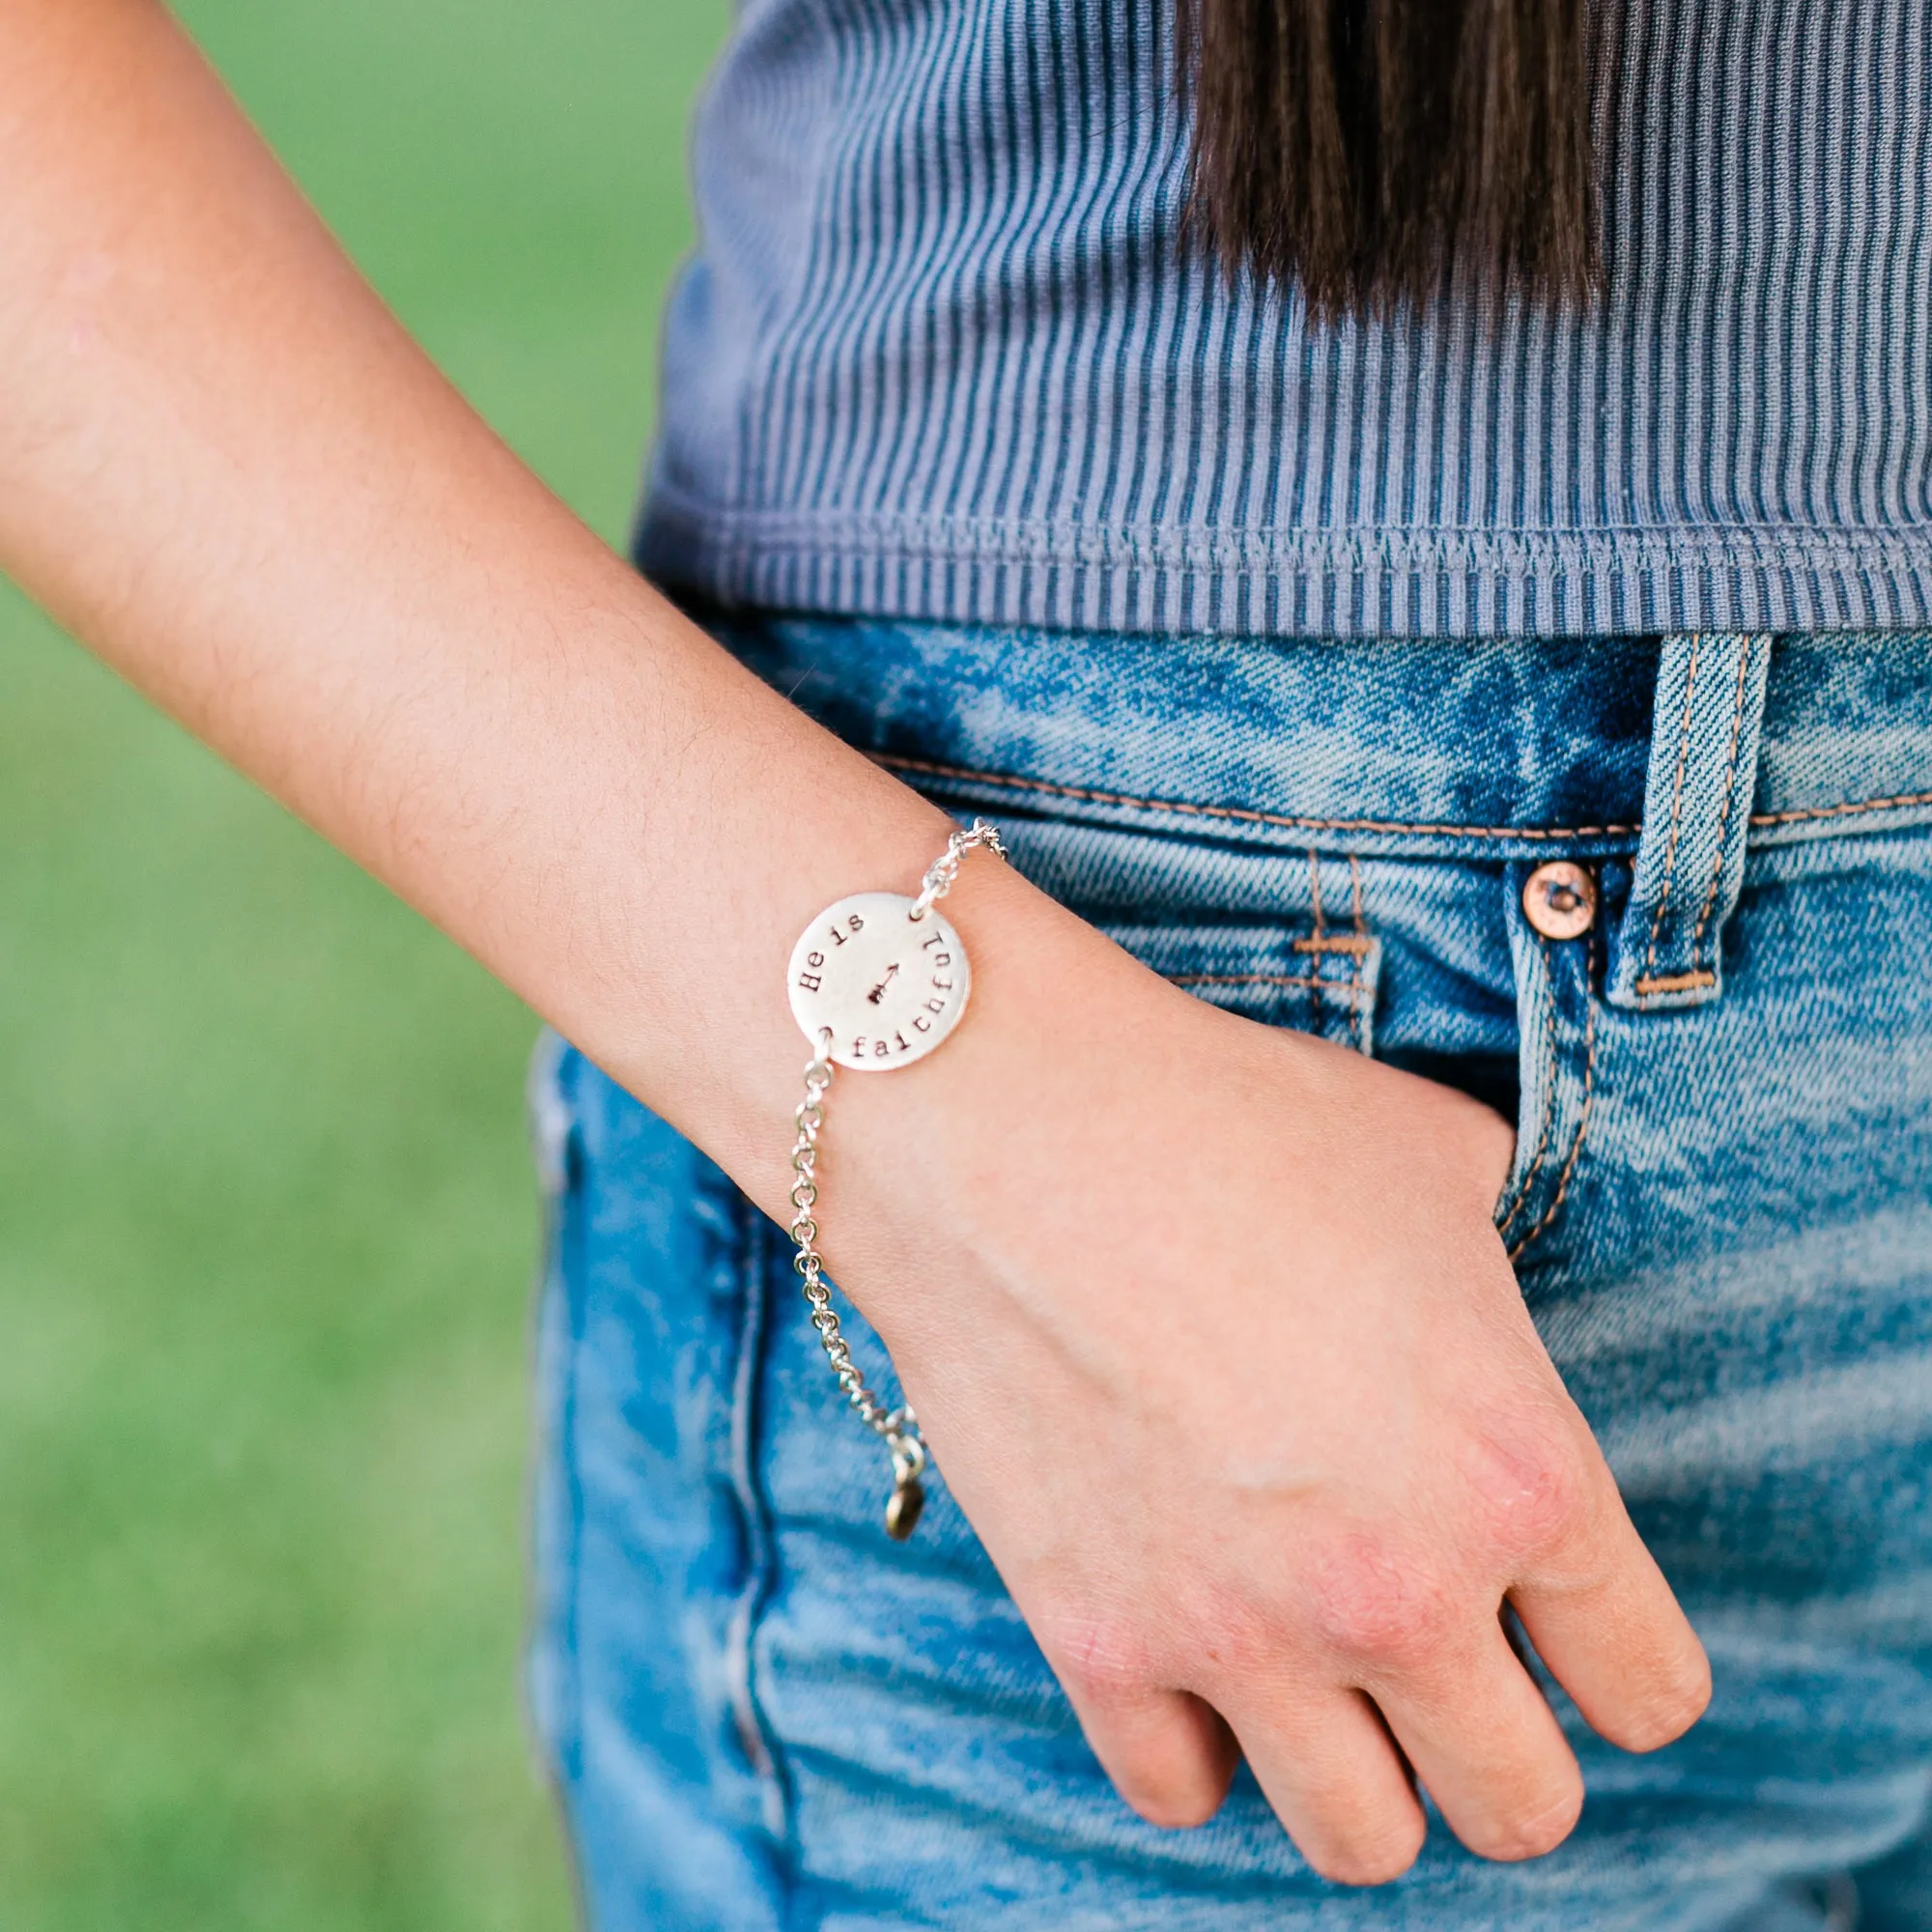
[785,819,1007,1539]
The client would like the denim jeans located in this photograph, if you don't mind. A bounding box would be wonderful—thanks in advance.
[527,626,1932,1930]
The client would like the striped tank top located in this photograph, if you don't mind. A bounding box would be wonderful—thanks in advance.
[635,0,1932,639]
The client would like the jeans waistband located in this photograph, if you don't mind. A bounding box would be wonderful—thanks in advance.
[714,619,1932,871]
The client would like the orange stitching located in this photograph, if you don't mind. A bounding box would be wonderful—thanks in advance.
[1300,851,1326,1037]
[872,753,1642,841]
[1747,788,1932,827]
[1347,860,1369,1052]
[1640,637,1703,985]
[873,751,1932,843]
[1293,934,1374,955]
[1495,934,1559,1243]
[1509,929,1599,1265]
[1687,639,1757,974]
[1633,967,1718,996]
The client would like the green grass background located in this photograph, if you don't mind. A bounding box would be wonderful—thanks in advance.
[0,3,727,1925]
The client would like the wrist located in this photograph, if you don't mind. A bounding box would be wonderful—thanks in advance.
[581,682,1023,1193]
[750,815,1075,1539]
[800,851,1151,1310]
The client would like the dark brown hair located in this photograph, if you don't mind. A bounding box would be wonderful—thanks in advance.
[1179,0,1602,319]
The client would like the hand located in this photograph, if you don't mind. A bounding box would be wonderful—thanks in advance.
[827,870,1711,1886]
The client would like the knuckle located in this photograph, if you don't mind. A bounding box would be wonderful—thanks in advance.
[1303,1530,1460,1669]
[1460,1408,1595,1562]
[1037,1604,1159,1710]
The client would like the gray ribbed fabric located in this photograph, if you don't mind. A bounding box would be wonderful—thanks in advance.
[636,0,1932,639]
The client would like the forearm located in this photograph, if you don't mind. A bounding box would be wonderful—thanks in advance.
[0,0,1012,1193]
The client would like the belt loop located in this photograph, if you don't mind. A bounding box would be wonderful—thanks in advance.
[1606,633,1773,1012]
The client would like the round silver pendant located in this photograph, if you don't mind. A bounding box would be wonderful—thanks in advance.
[787,892,972,1070]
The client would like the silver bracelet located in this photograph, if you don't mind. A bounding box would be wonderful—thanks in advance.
[783,818,1007,1540]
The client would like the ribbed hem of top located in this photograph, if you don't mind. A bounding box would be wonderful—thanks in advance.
[635,492,1932,639]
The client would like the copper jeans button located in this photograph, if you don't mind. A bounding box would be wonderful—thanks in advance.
[1522,860,1598,940]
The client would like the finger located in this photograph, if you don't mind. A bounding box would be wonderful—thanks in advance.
[1065,1679,1239,1830]
[1229,1688,1428,1886]
[1512,1490,1711,1753]
[1372,1615,1584,1862]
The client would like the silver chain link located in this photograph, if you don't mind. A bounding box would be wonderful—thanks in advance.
[910,817,1007,921]
[786,819,1005,1540]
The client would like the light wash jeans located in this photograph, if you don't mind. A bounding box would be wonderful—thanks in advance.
[527,627,1932,1930]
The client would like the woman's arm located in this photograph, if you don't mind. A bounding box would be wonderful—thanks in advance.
[0,0,1710,1882]
[0,0,958,1183]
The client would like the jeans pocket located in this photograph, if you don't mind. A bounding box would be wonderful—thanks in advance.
[1094,919,1384,1054]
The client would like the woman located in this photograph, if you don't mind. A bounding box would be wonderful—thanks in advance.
[5,0,1928,1924]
